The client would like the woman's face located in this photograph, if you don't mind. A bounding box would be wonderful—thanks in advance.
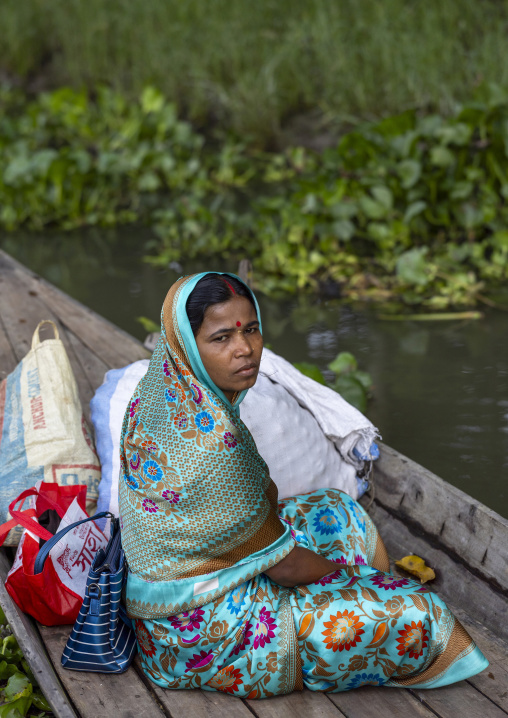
[195,295,263,401]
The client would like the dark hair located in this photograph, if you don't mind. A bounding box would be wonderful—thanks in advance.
[186,274,256,336]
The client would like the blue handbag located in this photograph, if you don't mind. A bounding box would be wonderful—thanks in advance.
[34,513,137,673]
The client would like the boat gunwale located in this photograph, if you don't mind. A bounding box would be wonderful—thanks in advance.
[371,443,508,597]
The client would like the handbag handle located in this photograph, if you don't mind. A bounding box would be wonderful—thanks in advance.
[33,512,113,575]
[0,487,69,547]
[31,320,60,350]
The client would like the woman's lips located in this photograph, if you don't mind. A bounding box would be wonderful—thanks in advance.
[235,364,258,377]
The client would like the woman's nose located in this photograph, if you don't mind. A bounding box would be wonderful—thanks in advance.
[233,332,253,355]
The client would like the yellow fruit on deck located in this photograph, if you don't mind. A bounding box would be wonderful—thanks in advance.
[395,555,436,583]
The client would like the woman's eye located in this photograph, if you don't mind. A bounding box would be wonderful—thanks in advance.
[245,327,257,334]
[215,335,228,343]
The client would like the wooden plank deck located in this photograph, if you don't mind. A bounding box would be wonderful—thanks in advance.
[0,248,507,718]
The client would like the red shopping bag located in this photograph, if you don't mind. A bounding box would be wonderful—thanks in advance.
[0,482,108,626]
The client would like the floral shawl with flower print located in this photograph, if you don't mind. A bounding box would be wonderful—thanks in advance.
[119,273,296,618]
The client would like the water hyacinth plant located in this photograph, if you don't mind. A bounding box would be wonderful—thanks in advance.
[2,85,508,310]
[0,608,52,717]
[295,352,373,413]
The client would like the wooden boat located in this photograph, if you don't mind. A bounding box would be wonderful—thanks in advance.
[0,248,507,718]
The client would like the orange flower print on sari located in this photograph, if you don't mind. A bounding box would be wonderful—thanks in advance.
[396,620,429,659]
[207,666,244,694]
[322,609,365,652]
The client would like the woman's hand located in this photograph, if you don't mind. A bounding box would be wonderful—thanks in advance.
[264,546,339,588]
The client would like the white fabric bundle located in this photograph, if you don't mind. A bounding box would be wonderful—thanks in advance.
[256,349,378,470]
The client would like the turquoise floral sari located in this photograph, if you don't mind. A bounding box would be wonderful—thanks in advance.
[119,273,488,696]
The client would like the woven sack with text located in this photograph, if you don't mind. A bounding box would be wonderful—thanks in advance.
[0,320,100,544]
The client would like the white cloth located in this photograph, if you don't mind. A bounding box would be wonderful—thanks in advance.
[91,360,150,516]
[258,348,378,469]
[240,373,359,499]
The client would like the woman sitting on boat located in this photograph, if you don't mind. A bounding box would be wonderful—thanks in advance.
[119,272,488,696]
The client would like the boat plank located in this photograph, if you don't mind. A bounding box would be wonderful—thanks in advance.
[411,681,508,718]
[452,612,508,713]
[66,330,110,420]
[456,609,508,668]
[366,502,508,642]
[0,250,149,369]
[149,679,254,718]
[0,314,17,380]
[38,625,166,718]
[374,444,508,597]
[247,690,346,718]
[0,552,77,718]
[328,686,437,717]
[468,663,508,714]
[0,267,95,412]
[0,264,52,361]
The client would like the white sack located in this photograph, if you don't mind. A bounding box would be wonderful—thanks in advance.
[239,372,358,498]
[258,348,378,470]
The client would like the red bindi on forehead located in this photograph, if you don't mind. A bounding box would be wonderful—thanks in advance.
[236,321,242,327]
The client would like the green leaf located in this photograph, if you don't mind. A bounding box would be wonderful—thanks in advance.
[437,123,472,146]
[31,150,58,177]
[0,607,7,626]
[366,222,391,244]
[3,673,32,702]
[328,352,357,375]
[398,160,421,189]
[396,248,429,286]
[455,202,483,229]
[0,663,21,681]
[137,172,161,192]
[403,201,427,224]
[0,707,25,718]
[371,186,393,211]
[31,692,51,712]
[136,316,159,333]
[1,636,23,665]
[20,661,36,688]
[3,157,32,187]
[293,362,326,385]
[430,146,455,168]
[351,370,372,390]
[491,231,508,250]
[332,219,355,241]
[141,86,165,114]
[450,181,473,200]
[333,375,367,412]
[359,196,387,220]
[330,201,357,220]
[301,193,319,214]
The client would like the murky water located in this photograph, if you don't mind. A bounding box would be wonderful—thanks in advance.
[3,229,508,518]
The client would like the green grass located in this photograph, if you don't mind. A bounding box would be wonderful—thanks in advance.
[2,0,508,144]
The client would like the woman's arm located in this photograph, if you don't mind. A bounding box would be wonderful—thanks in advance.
[264,546,339,587]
